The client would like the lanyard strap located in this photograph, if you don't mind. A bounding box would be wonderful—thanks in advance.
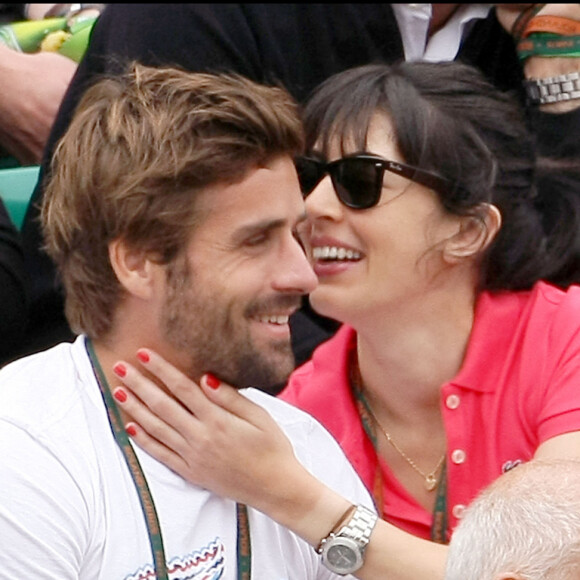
[236,503,251,580]
[86,339,169,578]
[350,360,449,544]
[85,339,252,577]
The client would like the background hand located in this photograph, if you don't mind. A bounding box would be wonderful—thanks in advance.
[0,46,77,164]
[495,3,580,112]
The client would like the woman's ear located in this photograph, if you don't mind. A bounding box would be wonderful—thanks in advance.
[109,238,159,300]
[443,203,502,264]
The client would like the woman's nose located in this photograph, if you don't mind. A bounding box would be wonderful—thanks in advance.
[304,175,343,220]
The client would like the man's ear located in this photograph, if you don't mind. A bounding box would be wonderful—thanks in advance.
[108,238,159,300]
[443,203,502,264]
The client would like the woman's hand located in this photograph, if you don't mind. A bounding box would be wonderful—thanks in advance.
[111,349,308,513]
[111,350,450,579]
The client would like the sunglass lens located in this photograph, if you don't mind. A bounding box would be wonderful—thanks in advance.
[295,158,324,197]
[333,158,381,209]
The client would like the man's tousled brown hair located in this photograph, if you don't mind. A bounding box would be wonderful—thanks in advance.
[42,62,303,338]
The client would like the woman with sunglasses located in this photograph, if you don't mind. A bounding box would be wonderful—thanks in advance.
[112,61,580,579]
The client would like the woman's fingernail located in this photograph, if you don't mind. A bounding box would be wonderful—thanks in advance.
[113,362,127,378]
[126,423,137,437]
[113,388,127,403]
[205,373,221,389]
[137,349,150,363]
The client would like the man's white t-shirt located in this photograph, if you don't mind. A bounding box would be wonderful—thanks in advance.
[0,336,374,579]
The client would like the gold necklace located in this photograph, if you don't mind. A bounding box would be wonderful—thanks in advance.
[365,403,446,492]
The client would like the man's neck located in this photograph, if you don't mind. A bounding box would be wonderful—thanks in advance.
[88,338,133,423]
[88,332,199,426]
[429,3,461,37]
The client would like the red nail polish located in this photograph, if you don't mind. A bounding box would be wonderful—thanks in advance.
[206,373,221,389]
[113,363,127,378]
[113,388,127,403]
[137,350,150,363]
[126,423,137,437]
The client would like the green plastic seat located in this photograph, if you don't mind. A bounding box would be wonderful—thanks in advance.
[0,165,40,229]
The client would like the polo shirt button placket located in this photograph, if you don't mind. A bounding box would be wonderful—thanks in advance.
[451,449,466,464]
[452,504,466,519]
[445,394,461,410]
[444,390,468,526]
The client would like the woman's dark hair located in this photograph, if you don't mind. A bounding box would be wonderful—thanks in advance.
[302,61,580,291]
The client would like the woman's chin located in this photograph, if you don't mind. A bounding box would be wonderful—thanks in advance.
[309,290,344,322]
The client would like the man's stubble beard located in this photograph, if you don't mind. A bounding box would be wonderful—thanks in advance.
[161,256,297,390]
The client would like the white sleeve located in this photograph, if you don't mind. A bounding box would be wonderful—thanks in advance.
[292,416,376,580]
[245,389,375,511]
[289,412,375,510]
[0,420,89,579]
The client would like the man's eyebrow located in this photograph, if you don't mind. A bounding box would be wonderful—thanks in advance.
[230,218,286,243]
[232,213,308,242]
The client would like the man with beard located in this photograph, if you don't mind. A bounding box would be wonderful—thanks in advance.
[0,62,376,579]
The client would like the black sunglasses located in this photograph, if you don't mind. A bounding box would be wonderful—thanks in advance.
[295,154,458,210]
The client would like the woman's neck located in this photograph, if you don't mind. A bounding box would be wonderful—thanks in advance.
[354,285,476,421]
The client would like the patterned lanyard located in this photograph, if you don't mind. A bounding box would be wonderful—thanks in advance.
[350,359,449,544]
[85,339,252,578]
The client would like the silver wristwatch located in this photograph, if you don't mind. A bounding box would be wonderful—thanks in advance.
[524,72,580,105]
[317,505,378,575]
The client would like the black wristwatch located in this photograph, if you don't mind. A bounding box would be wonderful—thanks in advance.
[317,504,378,575]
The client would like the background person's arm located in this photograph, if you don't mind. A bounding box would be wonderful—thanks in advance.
[0,43,77,164]
[495,3,580,114]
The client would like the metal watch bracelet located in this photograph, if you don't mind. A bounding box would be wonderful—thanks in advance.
[317,503,378,575]
[524,72,580,105]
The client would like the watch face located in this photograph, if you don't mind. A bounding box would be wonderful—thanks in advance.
[322,537,363,574]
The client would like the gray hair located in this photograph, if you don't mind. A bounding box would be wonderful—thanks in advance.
[445,459,580,580]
